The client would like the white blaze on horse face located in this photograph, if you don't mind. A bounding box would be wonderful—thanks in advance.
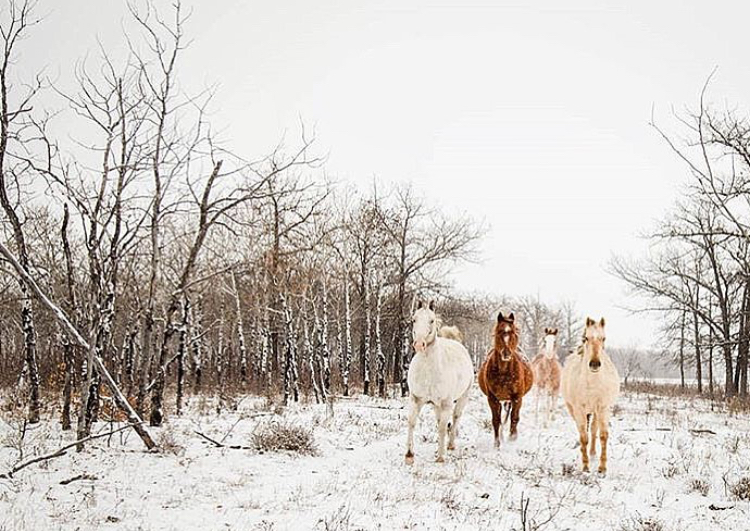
[584,322,606,372]
[412,308,437,353]
[543,334,556,358]
[498,323,513,360]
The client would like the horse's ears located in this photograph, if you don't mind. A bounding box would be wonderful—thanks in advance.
[543,327,550,334]
[599,317,606,327]
[553,328,559,335]
[497,311,504,322]
[428,300,436,311]
[508,312,515,322]
[586,317,595,327]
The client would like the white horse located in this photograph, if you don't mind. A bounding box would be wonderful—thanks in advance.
[561,318,620,474]
[405,300,474,464]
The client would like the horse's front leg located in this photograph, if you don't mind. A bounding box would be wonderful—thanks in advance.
[488,396,502,447]
[544,390,554,428]
[589,412,599,458]
[405,396,424,465]
[509,397,523,440]
[448,391,469,451]
[573,411,590,472]
[596,409,611,475]
[435,400,452,463]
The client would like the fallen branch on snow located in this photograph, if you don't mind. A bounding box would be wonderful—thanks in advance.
[194,431,253,450]
[59,473,98,485]
[623,427,716,435]
[0,424,138,479]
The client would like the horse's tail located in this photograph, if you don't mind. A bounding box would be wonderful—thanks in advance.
[438,325,464,343]
[502,401,512,425]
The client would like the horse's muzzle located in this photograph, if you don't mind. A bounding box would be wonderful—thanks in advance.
[589,360,601,372]
[414,340,427,353]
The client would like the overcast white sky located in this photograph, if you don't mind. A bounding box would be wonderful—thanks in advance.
[20,0,750,348]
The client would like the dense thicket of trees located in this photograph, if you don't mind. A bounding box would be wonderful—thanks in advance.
[612,78,750,399]
[0,1,586,436]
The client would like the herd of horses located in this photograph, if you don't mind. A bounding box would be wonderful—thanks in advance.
[405,300,621,475]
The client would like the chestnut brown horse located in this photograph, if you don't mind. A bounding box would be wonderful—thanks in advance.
[478,311,534,446]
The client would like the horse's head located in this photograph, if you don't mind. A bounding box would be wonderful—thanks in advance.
[494,311,518,361]
[583,317,606,372]
[541,327,558,359]
[412,299,438,353]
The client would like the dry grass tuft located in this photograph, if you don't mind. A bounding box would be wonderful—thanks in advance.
[619,515,666,531]
[252,419,317,455]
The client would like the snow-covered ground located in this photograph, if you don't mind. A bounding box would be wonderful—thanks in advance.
[1,388,749,530]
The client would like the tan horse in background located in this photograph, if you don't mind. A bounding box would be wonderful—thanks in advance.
[561,318,620,474]
[530,327,561,427]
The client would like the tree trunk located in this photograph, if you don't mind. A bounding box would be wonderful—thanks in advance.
[342,281,352,396]
[176,299,189,415]
[281,294,300,403]
[375,282,386,398]
[736,279,750,397]
[61,334,74,431]
[231,271,249,383]
[691,310,702,394]
[362,283,372,396]
[679,311,686,389]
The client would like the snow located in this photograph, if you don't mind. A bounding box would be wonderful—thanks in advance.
[1,389,749,530]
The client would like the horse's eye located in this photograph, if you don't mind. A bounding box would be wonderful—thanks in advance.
[430,319,434,324]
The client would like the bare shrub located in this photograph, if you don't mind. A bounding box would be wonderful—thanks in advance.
[619,514,666,531]
[661,461,679,479]
[252,419,317,455]
[318,504,351,531]
[157,424,185,457]
[688,478,710,497]
[727,397,750,415]
[728,477,750,501]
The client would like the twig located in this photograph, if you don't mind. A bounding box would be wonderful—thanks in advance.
[1,424,138,479]
[219,412,273,444]
[623,427,716,435]
[59,473,98,485]
[194,430,253,450]
[689,428,716,435]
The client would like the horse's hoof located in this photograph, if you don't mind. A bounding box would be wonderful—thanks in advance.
[598,466,607,476]
[447,443,456,451]
[509,433,518,441]
[405,452,414,465]
[582,465,589,473]
[435,456,445,463]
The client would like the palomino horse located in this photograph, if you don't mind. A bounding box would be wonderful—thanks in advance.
[530,327,562,427]
[478,311,534,446]
[561,317,620,474]
[405,300,474,464]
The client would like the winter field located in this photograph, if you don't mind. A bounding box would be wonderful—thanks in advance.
[1,387,749,531]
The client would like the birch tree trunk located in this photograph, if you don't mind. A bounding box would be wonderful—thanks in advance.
[281,294,300,403]
[190,301,204,393]
[343,281,353,396]
[231,271,249,384]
